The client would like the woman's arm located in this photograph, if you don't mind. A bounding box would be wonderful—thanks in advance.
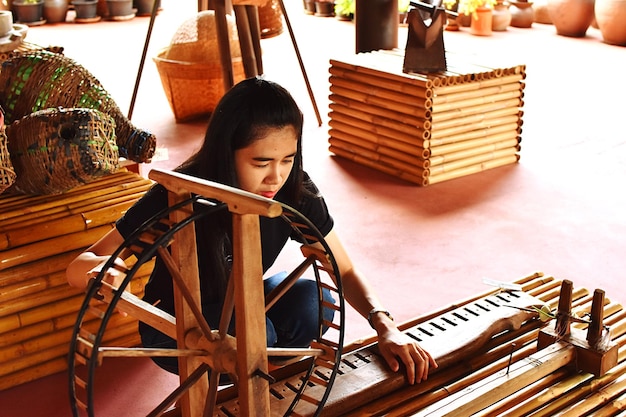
[66,227,127,290]
[320,229,438,384]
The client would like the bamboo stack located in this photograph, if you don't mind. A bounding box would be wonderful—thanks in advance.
[0,170,154,391]
[328,49,526,186]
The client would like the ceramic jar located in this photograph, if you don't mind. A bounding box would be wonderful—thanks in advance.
[510,0,534,27]
[43,0,68,23]
[492,0,512,30]
[547,0,594,37]
[595,0,626,45]
[470,6,493,35]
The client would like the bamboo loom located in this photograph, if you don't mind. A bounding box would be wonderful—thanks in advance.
[328,49,526,186]
[0,170,153,391]
[214,272,626,416]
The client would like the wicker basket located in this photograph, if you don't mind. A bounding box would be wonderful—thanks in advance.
[0,128,16,194]
[0,50,155,163]
[154,10,246,122]
[5,107,120,195]
[258,0,284,39]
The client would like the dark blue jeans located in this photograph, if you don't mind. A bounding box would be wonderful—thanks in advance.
[139,271,336,375]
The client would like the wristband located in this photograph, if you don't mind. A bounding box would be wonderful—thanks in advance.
[368,308,393,329]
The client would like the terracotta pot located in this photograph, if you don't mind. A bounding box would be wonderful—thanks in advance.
[133,0,159,16]
[547,0,595,37]
[72,0,97,18]
[595,0,626,45]
[314,1,333,16]
[106,0,132,16]
[43,0,68,23]
[533,0,552,22]
[510,0,534,26]
[492,0,512,30]
[12,0,43,23]
[470,6,493,35]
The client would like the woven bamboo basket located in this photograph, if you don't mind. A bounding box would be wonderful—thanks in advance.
[258,0,284,38]
[5,107,119,195]
[153,10,246,122]
[0,50,155,163]
[0,129,15,194]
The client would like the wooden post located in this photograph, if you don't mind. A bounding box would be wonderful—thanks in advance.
[167,190,210,417]
[232,213,270,416]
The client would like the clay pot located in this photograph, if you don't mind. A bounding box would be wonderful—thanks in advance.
[470,6,493,35]
[533,0,552,22]
[492,0,512,30]
[43,0,68,23]
[595,0,626,45]
[106,0,132,16]
[510,0,534,27]
[547,0,595,37]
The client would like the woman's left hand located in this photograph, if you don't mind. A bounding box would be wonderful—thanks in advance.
[377,326,438,384]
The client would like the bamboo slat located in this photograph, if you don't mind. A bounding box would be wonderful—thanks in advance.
[328,51,525,186]
[0,171,150,390]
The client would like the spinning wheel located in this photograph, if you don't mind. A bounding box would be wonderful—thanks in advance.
[68,169,345,417]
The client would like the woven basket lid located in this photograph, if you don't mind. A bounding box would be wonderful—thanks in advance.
[165,10,241,63]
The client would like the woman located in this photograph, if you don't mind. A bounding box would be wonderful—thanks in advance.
[67,77,436,384]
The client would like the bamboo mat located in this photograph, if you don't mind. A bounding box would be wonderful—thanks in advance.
[0,170,153,391]
[328,49,526,186]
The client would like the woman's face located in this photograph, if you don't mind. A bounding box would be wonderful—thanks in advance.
[234,126,298,199]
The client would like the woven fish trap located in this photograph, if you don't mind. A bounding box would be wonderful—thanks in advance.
[0,50,155,163]
[0,128,16,194]
[5,107,120,195]
[153,10,246,122]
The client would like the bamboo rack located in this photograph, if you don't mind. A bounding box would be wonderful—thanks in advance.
[328,50,526,186]
[0,170,153,391]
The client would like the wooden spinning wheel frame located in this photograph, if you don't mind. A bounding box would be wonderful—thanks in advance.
[68,169,345,417]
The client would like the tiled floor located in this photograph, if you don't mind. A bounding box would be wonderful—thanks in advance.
[1,1,625,415]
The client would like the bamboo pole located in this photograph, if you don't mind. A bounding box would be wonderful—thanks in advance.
[0,225,113,272]
[329,146,428,186]
[430,130,521,157]
[329,65,433,98]
[427,154,520,185]
[429,114,521,141]
[328,118,429,152]
[429,147,520,176]
[0,182,151,230]
[329,131,430,168]
[330,84,432,120]
[328,140,429,179]
[0,250,80,287]
[330,137,428,172]
[329,75,434,111]
[329,102,430,142]
[431,89,523,113]
[429,138,520,167]
[0,171,148,220]
[431,100,522,125]
[434,73,525,96]
[329,93,432,135]
[329,111,424,153]
[329,57,435,89]
[431,81,523,106]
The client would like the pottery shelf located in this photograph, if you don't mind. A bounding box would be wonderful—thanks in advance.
[0,170,153,390]
[328,49,526,186]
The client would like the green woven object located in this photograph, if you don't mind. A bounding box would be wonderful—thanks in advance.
[0,129,16,194]
[0,50,155,163]
[6,107,120,195]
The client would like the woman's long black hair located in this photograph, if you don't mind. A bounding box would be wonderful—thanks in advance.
[173,77,306,304]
